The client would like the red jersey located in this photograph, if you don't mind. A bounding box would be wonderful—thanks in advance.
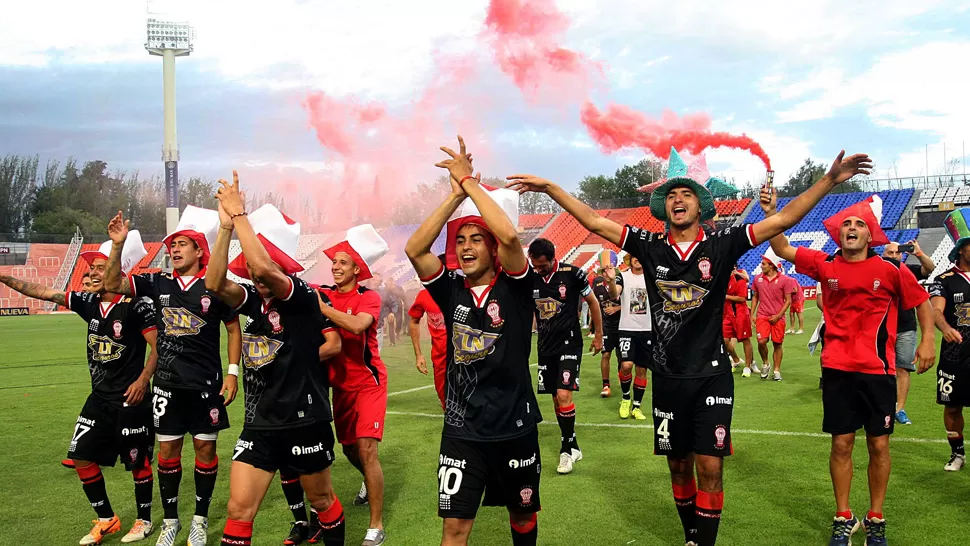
[723,274,748,318]
[788,276,805,304]
[321,285,387,389]
[408,289,448,368]
[752,272,796,317]
[795,247,928,375]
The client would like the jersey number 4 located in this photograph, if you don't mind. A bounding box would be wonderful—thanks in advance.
[656,418,670,440]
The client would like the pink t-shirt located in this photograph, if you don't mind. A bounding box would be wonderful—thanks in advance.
[752,273,797,317]
[789,276,805,304]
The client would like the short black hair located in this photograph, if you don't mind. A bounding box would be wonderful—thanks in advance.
[528,238,556,261]
[82,272,91,280]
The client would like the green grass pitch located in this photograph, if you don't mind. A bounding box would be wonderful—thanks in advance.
[0,305,966,545]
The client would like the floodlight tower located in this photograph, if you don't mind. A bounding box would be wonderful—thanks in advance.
[145,14,194,244]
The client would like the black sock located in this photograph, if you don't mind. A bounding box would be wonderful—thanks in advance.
[673,480,698,543]
[194,457,219,518]
[949,433,965,456]
[555,404,577,454]
[280,471,308,523]
[602,378,610,387]
[632,377,647,409]
[317,498,346,546]
[133,465,154,522]
[158,456,182,520]
[619,372,633,400]
[696,490,723,546]
[511,514,537,546]
[76,464,114,519]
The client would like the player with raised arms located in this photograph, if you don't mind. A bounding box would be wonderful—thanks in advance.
[509,148,873,546]
[106,206,242,546]
[204,173,345,546]
[406,136,542,546]
[1,233,159,545]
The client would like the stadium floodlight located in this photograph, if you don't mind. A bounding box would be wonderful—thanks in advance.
[145,8,194,269]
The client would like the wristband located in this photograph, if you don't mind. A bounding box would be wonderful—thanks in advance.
[458,175,477,186]
[914,251,923,257]
[227,364,240,377]
[230,211,248,219]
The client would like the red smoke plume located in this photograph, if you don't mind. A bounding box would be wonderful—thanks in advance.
[581,102,773,169]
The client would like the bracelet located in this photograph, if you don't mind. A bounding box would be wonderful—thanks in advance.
[230,211,248,219]
[227,364,240,376]
[914,251,923,257]
[458,175,477,186]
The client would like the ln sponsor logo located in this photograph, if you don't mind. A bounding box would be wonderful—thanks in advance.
[161,308,206,336]
[656,280,709,313]
[451,323,500,365]
[534,297,562,321]
[242,334,284,368]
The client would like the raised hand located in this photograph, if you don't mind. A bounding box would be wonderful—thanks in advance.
[435,135,475,184]
[107,211,130,244]
[215,170,246,217]
[759,187,777,216]
[827,151,873,185]
[602,264,617,282]
[217,200,234,230]
[506,174,554,194]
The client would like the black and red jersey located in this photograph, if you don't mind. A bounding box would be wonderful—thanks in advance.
[424,262,542,442]
[532,261,591,356]
[236,276,334,430]
[129,269,237,392]
[67,291,157,406]
[592,275,621,330]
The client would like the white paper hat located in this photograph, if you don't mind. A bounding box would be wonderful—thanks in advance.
[163,205,220,265]
[80,230,148,275]
[445,186,519,270]
[762,246,783,270]
[227,204,304,280]
[323,224,389,282]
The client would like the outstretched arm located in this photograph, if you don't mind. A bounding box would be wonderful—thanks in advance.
[205,198,247,308]
[751,151,872,244]
[0,274,66,307]
[760,192,799,263]
[217,171,292,300]
[506,175,623,246]
[105,211,134,295]
[405,191,465,279]
[463,178,527,273]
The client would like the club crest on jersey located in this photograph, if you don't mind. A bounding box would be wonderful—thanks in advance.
[562,370,571,384]
[519,486,534,505]
[534,297,563,321]
[486,300,504,327]
[873,279,881,291]
[242,334,284,369]
[161,308,206,336]
[884,415,892,429]
[130,448,139,462]
[656,280,709,314]
[268,310,283,333]
[558,283,567,299]
[698,258,712,281]
[112,320,123,339]
[209,408,220,425]
[87,335,126,362]
[714,425,727,449]
[452,323,501,365]
[200,295,211,315]
[828,278,839,291]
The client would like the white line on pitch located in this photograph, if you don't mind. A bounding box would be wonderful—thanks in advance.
[387,363,538,398]
[384,411,947,444]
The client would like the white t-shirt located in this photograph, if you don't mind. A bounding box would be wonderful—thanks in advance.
[618,270,651,332]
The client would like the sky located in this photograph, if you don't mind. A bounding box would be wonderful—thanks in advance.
[0,0,968,200]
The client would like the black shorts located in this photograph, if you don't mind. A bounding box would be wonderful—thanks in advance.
[437,429,541,519]
[233,424,336,475]
[602,327,620,353]
[821,368,896,436]
[151,385,230,438]
[67,394,154,470]
[537,347,582,394]
[937,366,970,407]
[617,331,653,369]
[651,372,734,458]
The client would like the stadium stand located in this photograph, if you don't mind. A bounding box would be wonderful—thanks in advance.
[1,243,71,311]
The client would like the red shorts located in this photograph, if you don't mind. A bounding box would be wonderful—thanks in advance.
[332,383,387,445]
[791,300,804,313]
[756,316,786,344]
[722,310,752,341]
[432,355,447,409]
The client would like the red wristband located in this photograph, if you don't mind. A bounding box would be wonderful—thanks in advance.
[459,175,477,186]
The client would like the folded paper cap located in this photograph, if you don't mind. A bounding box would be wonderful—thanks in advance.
[821,195,889,248]
[597,249,618,270]
[163,205,220,266]
[445,186,519,270]
[648,148,717,222]
[80,230,147,275]
[228,204,304,280]
[323,224,389,282]
[944,208,970,263]
[762,246,783,270]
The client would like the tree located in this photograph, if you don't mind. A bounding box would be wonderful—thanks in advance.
[0,154,39,237]
[573,158,663,209]
[31,207,104,239]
